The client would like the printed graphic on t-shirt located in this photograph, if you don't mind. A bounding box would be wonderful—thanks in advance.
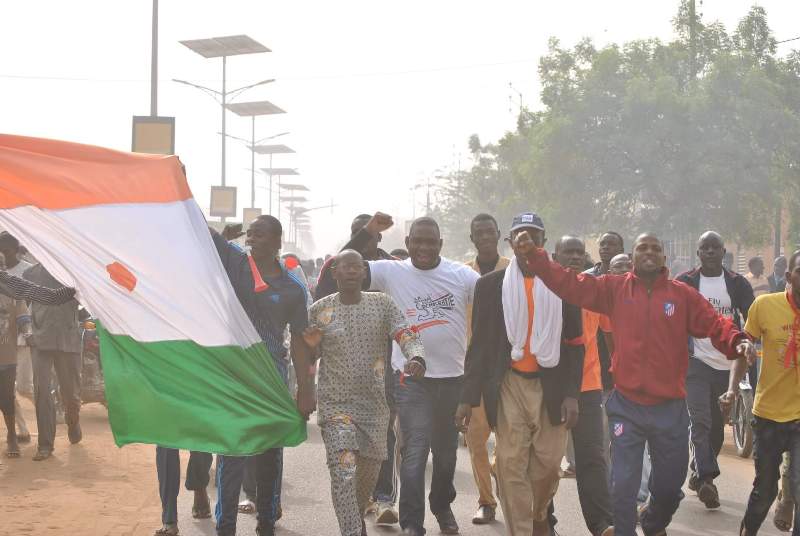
[413,292,455,322]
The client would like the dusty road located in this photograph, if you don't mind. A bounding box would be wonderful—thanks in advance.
[0,399,786,535]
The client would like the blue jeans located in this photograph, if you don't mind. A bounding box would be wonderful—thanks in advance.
[606,391,689,536]
[393,373,462,533]
[686,358,729,482]
[215,357,289,535]
[742,417,800,536]
[156,447,213,525]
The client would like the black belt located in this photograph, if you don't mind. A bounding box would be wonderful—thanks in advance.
[510,368,541,380]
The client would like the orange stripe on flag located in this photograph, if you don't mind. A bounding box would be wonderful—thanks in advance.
[0,134,192,209]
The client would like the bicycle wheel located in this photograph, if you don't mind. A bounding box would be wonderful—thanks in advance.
[733,390,754,458]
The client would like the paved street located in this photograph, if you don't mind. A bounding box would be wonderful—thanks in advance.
[1,400,786,536]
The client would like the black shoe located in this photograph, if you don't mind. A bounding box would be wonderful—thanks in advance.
[697,481,721,509]
[687,473,701,492]
[255,523,275,536]
[68,421,82,444]
[434,508,460,534]
[472,505,495,525]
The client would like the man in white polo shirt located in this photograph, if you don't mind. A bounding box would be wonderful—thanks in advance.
[343,212,479,536]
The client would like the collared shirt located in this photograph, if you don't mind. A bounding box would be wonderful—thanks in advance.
[211,231,308,361]
[22,265,81,353]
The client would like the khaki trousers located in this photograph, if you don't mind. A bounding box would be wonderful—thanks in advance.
[466,397,498,508]
[496,371,567,535]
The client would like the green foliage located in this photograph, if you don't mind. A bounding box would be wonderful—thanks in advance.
[436,2,800,258]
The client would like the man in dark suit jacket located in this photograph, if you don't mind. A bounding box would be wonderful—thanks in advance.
[455,213,584,536]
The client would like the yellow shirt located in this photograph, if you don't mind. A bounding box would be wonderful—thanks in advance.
[745,292,800,422]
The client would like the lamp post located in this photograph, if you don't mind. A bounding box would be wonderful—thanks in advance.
[176,35,270,221]
[222,101,286,208]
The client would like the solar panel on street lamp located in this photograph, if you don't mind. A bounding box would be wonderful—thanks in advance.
[280,196,308,203]
[179,35,270,58]
[253,144,295,155]
[224,100,287,209]
[176,34,270,222]
[260,168,299,175]
[279,184,309,191]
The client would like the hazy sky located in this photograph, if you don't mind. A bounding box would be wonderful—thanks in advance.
[3,1,798,256]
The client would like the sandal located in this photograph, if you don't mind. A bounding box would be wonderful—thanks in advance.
[5,447,20,458]
[32,449,52,461]
[775,498,794,532]
[154,524,179,536]
[238,499,256,515]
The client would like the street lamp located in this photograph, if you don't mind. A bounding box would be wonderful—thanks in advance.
[176,34,270,221]
[224,101,286,209]
[261,167,299,218]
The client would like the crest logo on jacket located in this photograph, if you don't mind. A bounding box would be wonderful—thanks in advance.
[664,302,676,317]
[613,423,624,437]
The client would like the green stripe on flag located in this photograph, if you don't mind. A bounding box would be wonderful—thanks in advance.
[97,324,306,455]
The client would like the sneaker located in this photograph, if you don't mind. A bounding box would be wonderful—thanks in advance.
[365,500,378,515]
[698,481,721,509]
[375,503,399,526]
[472,505,495,525]
[687,473,701,492]
[433,508,460,534]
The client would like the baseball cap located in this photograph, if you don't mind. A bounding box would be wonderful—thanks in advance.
[510,212,545,233]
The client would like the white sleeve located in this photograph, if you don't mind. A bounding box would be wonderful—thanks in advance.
[368,260,393,292]
[464,268,480,305]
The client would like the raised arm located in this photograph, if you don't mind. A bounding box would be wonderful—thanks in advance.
[685,284,749,359]
[209,226,245,273]
[522,245,616,315]
[0,271,75,305]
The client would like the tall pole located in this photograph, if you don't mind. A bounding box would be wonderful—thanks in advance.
[278,175,282,221]
[689,0,697,80]
[775,201,783,258]
[268,154,273,215]
[150,0,158,116]
[426,177,431,215]
[220,56,227,222]
[250,117,256,208]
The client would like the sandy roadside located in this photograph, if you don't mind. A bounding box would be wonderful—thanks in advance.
[1,397,169,536]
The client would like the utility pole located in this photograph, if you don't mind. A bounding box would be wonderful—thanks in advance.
[150,0,158,116]
[775,201,783,258]
[689,0,697,80]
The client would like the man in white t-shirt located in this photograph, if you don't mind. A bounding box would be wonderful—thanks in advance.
[676,231,755,509]
[343,213,479,536]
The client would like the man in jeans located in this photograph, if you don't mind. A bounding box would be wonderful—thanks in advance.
[24,263,84,461]
[676,231,754,509]
[723,249,800,536]
[344,212,479,535]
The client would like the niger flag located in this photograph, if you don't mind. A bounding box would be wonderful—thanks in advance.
[0,134,306,455]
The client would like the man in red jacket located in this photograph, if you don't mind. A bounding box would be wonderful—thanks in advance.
[515,231,756,536]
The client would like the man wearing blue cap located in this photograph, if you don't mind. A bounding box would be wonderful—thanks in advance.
[456,212,584,536]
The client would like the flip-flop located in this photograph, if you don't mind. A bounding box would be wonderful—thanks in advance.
[154,525,179,536]
[5,448,20,458]
[16,433,31,444]
[775,499,794,532]
[238,499,256,515]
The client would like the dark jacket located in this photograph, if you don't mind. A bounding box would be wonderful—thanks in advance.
[526,247,748,405]
[314,228,394,300]
[676,267,755,358]
[461,268,585,428]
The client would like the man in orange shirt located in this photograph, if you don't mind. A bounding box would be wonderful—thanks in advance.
[455,213,584,536]
[549,236,614,536]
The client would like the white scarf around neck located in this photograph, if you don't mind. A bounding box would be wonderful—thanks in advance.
[502,258,563,367]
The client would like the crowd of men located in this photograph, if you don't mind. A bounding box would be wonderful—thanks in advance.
[1,208,799,536]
